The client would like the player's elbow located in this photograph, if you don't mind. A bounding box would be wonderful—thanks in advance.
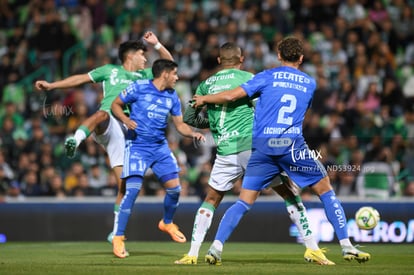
[95,110,109,122]
[224,93,242,103]
[183,117,194,127]
[225,93,238,102]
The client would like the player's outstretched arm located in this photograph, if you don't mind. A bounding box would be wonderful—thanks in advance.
[172,115,205,141]
[111,96,137,130]
[192,86,247,108]
[142,31,173,61]
[35,74,92,91]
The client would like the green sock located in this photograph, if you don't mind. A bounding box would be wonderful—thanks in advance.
[73,125,91,147]
[79,125,91,137]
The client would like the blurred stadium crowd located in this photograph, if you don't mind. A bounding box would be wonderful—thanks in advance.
[1,0,414,201]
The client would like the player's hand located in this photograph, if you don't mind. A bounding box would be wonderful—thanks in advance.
[35,80,52,91]
[143,31,159,45]
[192,95,206,108]
[124,118,138,130]
[192,132,206,143]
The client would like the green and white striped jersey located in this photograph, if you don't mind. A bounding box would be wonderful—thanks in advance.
[195,68,254,155]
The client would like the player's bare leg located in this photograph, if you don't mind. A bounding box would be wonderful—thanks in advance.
[111,166,126,206]
[107,165,126,243]
[92,111,110,135]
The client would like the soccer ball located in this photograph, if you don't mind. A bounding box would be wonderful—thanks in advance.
[355,206,380,230]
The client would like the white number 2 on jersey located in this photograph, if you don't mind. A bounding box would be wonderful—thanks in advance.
[276,94,296,125]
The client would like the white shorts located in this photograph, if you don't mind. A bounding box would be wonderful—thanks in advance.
[92,114,127,168]
[209,150,251,192]
[209,150,288,192]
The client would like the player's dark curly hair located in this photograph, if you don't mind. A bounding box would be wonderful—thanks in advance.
[277,37,304,63]
[118,40,147,63]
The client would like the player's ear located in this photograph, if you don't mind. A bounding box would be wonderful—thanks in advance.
[277,52,282,61]
[299,55,304,64]
[217,57,221,64]
[240,56,244,63]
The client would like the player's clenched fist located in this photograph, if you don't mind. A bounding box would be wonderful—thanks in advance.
[35,80,53,91]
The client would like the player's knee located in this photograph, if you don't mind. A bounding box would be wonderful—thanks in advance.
[160,172,179,185]
[236,199,252,211]
[166,185,181,195]
[94,111,109,126]
[204,192,224,208]
[272,184,288,197]
[118,179,126,195]
[311,176,333,196]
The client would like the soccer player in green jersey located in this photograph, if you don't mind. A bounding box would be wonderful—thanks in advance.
[35,31,173,248]
[174,42,334,265]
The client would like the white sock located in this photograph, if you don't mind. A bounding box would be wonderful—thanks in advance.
[340,238,353,248]
[111,210,119,235]
[287,203,319,250]
[212,240,223,252]
[74,128,87,147]
[188,205,214,257]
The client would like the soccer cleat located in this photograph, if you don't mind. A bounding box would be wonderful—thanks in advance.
[108,232,129,256]
[158,220,186,243]
[205,246,222,266]
[112,235,128,258]
[342,245,371,263]
[64,137,77,158]
[304,248,335,265]
[174,254,198,265]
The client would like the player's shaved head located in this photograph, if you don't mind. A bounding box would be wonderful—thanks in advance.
[219,42,243,65]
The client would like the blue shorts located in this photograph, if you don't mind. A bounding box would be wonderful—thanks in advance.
[242,149,327,191]
[121,140,180,180]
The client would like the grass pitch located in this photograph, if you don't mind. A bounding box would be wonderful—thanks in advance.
[1,242,413,274]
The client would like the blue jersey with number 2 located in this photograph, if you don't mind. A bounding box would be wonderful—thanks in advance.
[241,66,316,156]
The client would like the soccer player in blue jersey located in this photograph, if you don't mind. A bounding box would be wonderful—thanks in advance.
[35,32,174,247]
[111,59,205,258]
[193,36,371,264]
[175,42,333,265]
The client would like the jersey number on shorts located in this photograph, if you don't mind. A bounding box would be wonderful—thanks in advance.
[138,159,146,172]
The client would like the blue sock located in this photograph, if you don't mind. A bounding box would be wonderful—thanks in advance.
[163,186,181,224]
[115,176,142,236]
[215,200,252,244]
[320,190,348,240]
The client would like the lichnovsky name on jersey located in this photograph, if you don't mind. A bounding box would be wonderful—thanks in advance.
[263,126,301,134]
